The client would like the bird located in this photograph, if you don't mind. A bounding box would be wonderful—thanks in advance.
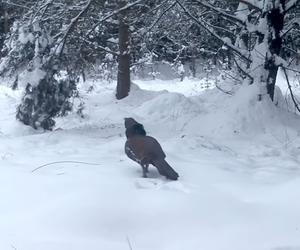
[124,118,179,180]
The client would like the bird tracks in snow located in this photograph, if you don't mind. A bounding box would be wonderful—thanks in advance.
[134,178,190,193]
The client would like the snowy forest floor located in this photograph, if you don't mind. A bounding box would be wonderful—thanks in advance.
[1,76,300,250]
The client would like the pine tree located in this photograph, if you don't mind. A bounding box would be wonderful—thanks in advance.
[1,0,79,130]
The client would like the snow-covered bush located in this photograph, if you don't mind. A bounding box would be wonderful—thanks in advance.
[0,2,80,130]
[0,22,36,78]
[16,70,77,130]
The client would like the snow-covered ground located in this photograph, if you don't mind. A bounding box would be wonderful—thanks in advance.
[1,76,300,250]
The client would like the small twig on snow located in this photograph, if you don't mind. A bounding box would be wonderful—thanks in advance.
[126,235,133,250]
[31,161,102,173]
[11,244,17,250]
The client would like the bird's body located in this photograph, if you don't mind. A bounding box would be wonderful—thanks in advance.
[125,135,166,164]
[124,118,179,180]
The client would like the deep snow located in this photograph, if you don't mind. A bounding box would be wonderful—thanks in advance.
[1,77,300,250]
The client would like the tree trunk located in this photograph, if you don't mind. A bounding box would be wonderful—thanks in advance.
[265,59,278,102]
[4,9,9,33]
[0,4,9,58]
[264,0,285,101]
[116,0,131,100]
[190,55,196,78]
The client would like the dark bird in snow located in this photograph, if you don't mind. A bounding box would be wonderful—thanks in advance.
[124,118,179,180]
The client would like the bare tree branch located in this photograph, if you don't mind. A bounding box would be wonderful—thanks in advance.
[176,0,252,63]
[239,0,263,12]
[215,82,233,95]
[32,0,54,21]
[145,0,174,15]
[147,1,177,32]
[284,66,300,74]
[283,46,300,57]
[233,57,254,84]
[204,20,236,36]
[57,0,93,57]
[282,66,300,113]
[85,0,144,38]
[285,0,300,13]
[2,1,31,9]
[191,0,246,25]
[78,37,119,56]
[282,25,298,38]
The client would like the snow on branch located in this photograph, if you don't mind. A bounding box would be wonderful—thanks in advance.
[2,0,31,9]
[233,57,254,84]
[78,37,119,56]
[239,0,263,12]
[282,66,300,113]
[176,0,251,63]
[86,0,144,38]
[284,46,300,61]
[286,0,300,12]
[282,19,300,38]
[31,0,53,23]
[204,20,235,37]
[191,0,246,26]
[147,1,177,32]
[143,0,173,14]
[56,0,93,57]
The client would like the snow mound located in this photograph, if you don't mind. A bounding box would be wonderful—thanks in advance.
[186,83,300,138]
[134,78,215,96]
[63,80,300,143]
[0,85,38,137]
[135,91,202,132]
[119,83,159,107]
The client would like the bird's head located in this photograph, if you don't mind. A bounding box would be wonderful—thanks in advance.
[124,117,138,129]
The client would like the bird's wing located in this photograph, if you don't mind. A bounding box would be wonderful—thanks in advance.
[144,136,166,159]
[125,141,141,164]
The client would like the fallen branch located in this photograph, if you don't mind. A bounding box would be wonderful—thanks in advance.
[31,160,102,173]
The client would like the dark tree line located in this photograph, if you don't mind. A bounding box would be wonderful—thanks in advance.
[0,0,299,130]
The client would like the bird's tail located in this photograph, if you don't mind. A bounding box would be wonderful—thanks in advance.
[152,159,179,180]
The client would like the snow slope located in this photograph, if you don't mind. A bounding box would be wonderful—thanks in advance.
[1,78,300,250]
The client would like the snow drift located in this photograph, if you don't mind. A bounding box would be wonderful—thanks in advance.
[1,78,300,250]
